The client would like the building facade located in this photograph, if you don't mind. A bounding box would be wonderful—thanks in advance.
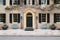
[0,0,60,30]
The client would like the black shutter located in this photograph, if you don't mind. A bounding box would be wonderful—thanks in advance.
[4,14,6,23]
[54,13,56,23]
[3,0,6,5]
[3,14,6,23]
[18,14,20,23]
[47,0,49,5]
[10,14,12,23]
[39,0,41,5]
[24,0,26,5]
[39,13,41,23]
[54,0,56,4]
[32,0,35,5]
[18,0,20,5]
[10,0,12,5]
[47,13,50,23]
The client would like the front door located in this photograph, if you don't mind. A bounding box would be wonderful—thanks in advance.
[26,13,32,27]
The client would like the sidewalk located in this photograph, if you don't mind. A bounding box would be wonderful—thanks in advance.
[0,29,60,36]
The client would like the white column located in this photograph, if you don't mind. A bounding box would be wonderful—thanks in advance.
[27,0,28,5]
[50,13,54,25]
[6,11,10,29]
[6,0,10,6]
[30,0,32,5]
[50,0,54,5]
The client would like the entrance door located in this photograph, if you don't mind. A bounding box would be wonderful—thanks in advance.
[26,13,32,28]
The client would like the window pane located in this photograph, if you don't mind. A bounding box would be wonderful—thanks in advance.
[54,0,60,4]
[0,14,6,23]
[41,0,46,4]
[54,13,60,23]
[0,0,3,5]
[42,14,46,22]
[13,14,18,22]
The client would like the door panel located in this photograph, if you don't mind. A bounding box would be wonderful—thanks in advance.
[26,15,32,27]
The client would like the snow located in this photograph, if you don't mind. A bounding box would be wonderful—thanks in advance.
[0,29,60,36]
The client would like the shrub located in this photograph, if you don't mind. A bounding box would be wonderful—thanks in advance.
[2,24,8,30]
[50,24,56,30]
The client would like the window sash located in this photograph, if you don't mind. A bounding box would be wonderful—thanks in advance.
[39,13,50,23]
[54,13,60,23]
[0,14,6,23]
[54,0,60,4]
[10,13,20,23]
[42,14,46,22]
[39,0,46,5]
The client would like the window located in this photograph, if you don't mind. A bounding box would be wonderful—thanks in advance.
[54,13,60,23]
[0,14,6,23]
[54,0,60,4]
[39,0,46,5]
[41,0,46,4]
[39,13,50,23]
[42,14,46,22]
[10,13,20,23]
[39,0,49,5]
[0,0,6,5]
[10,0,20,5]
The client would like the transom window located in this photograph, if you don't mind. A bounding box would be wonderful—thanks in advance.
[0,0,6,5]
[39,13,50,23]
[54,0,60,4]
[0,14,6,23]
[10,13,20,23]
[54,13,60,23]
[10,0,20,5]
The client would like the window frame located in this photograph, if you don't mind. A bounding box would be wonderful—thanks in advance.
[54,13,60,23]
[0,14,6,23]
[39,13,50,23]
[10,13,20,23]
[54,0,60,4]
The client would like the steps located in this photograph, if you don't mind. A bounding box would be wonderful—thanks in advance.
[25,27,34,31]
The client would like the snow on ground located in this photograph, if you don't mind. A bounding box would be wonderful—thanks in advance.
[0,29,60,36]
